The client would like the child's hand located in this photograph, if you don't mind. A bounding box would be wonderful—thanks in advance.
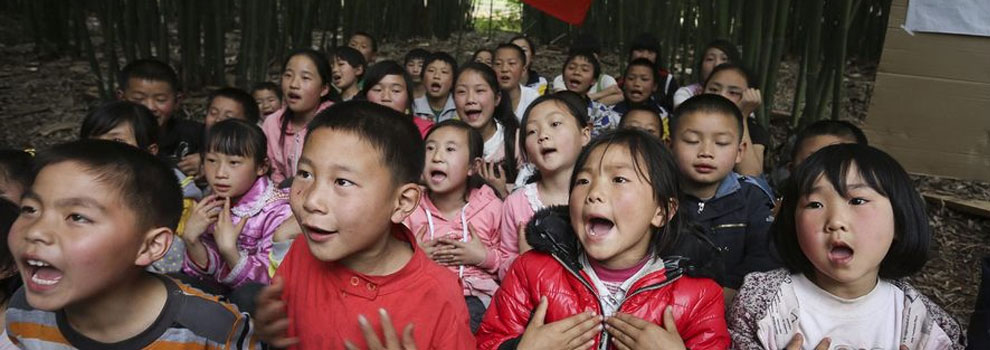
[272,215,302,242]
[785,333,830,350]
[435,225,487,266]
[344,308,417,350]
[184,194,223,242]
[518,296,601,350]
[254,277,299,348]
[478,161,508,198]
[177,153,202,177]
[214,198,249,266]
[739,88,762,117]
[605,307,685,350]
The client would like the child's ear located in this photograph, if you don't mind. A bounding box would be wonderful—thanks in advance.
[135,227,173,266]
[390,183,422,224]
[580,126,592,145]
[651,197,679,228]
[735,138,749,165]
[467,157,484,176]
[148,143,159,156]
[116,89,125,100]
[256,157,271,177]
[320,84,331,98]
[356,65,365,77]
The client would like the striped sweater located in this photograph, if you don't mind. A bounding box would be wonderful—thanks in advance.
[5,275,260,350]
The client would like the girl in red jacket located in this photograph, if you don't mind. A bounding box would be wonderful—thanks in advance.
[477,129,730,349]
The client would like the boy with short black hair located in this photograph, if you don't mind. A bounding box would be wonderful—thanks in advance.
[5,139,258,349]
[411,52,458,122]
[404,48,430,98]
[254,101,474,349]
[348,31,377,63]
[206,87,261,129]
[118,59,204,178]
[670,94,777,296]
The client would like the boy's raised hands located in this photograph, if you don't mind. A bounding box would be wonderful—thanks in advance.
[254,277,298,348]
[345,308,417,350]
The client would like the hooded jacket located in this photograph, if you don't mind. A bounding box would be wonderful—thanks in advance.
[476,206,730,350]
[404,185,503,304]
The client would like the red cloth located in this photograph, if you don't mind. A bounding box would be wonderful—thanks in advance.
[277,224,475,349]
[412,116,434,138]
[523,0,593,25]
[476,252,730,350]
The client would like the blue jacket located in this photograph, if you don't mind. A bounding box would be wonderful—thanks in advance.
[682,172,777,289]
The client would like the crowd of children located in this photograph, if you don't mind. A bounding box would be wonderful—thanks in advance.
[0,30,973,350]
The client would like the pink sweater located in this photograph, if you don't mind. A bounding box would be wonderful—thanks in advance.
[497,183,544,280]
[404,185,503,305]
[261,101,333,184]
[182,177,293,288]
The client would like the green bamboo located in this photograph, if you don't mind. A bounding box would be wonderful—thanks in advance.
[831,0,854,121]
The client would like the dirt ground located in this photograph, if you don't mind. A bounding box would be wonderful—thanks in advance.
[1,27,988,330]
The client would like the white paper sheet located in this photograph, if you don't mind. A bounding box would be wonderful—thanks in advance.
[905,0,990,37]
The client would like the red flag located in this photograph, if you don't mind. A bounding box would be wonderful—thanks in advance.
[522,0,593,26]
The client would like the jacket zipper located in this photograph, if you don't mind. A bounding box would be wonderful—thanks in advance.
[697,201,705,214]
[548,255,609,348]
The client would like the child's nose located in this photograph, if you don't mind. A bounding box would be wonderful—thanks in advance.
[21,219,54,245]
[825,207,850,232]
[301,183,329,214]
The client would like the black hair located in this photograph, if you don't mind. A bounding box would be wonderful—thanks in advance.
[0,199,22,305]
[424,120,486,192]
[773,143,931,280]
[705,62,756,89]
[358,60,415,112]
[791,120,869,161]
[208,87,261,125]
[279,49,333,144]
[307,101,424,185]
[205,119,268,166]
[331,46,367,76]
[571,129,721,274]
[671,94,744,142]
[562,50,602,81]
[31,139,183,231]
[696,39,741,82]
[569,32,601,56]
[628,32,661,58]
[0,150,32,201]
[422,51,459,80]
[509,35,537,58]
[119,58,181,93]
[80,101,160,151]
[471,48,494,63]
[350,31,378,53]
[521,91,589,137]
[456,62,520,184]
[250,82,282,100]
[495,43,527,66]
[404,48,430,66]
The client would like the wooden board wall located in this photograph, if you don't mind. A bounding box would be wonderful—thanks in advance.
[865,0,990,181]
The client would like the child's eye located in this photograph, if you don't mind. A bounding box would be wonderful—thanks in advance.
[446,147,456,152]
[849,197,869,205]
[551,121,562,127]
[335,178,355,187]
[574,178,590,185]
[526,129,536,135]
[612,176,629,184]
[715,141,731,146]
[425,144,435,151]
[295,170,312,180]
[19,205,37,216]
[804,201,823,209]
[230,161,241,166]
[67,213,91,224]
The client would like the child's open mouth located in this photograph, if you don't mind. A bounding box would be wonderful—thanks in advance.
[332,74,343,85]
[304,224,338,243]
[463,108,483,121]
[586,217,615,240]
[429,82,442,93]
[286,92,302,103]
[567,79,583,90]
[429,170,447,184]
[25,259,62,291]
[540,147,557,157]
[828,242,854,265]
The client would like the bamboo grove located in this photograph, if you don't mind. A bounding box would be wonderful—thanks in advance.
[13,0,891,129]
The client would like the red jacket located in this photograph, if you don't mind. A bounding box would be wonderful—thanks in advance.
[476,207,730,350]
[276,224,475,349]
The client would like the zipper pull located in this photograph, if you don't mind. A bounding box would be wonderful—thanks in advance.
[697,201,705,214]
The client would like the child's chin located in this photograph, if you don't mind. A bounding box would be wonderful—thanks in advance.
[25,293,69,312]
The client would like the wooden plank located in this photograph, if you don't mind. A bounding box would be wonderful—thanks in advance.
[923,192,990,218]
[878,30,990,82]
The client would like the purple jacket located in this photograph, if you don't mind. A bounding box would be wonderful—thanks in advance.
[182,177,292,288]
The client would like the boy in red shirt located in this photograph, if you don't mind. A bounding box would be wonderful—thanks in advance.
[255,101,475,349]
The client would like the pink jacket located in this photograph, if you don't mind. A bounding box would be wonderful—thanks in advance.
[261,101,333,184]
[497,183,544,280]
[183,177,293,288]
[404,185,503,304]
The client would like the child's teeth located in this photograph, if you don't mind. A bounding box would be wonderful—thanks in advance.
[27,260,49,267]
[31,274,60,285]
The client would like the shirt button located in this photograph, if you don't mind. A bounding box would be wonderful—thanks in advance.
[367,283,377,291]
[350,276,360,286]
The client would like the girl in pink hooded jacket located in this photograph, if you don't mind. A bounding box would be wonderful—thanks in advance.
[404,120,504,333]
[182,119,293,288]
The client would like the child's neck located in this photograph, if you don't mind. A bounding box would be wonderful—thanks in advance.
[341,228,414,276]
[342,84,359,101]
[63,272,167,344]
[427,94,448,112]
[537,167,572,205]
[291,105,321,128]
[682,180,720,200]
[811,271,880,299]
[429,187,469,219]
[507,85,521,111]
[480,120,498,141]
[413,84,426,98]
[520,70,530,85]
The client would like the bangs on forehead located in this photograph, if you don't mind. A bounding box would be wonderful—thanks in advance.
[797,150,888,199]
[576,137,654,194]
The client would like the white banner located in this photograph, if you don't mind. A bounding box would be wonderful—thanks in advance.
[905,0,990,37]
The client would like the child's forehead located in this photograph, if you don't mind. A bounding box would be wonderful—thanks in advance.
[625,111,660,124]
[125,78,175,94]
[677,111,738,132]
[34,162,126,203]
[426,60,453,70]
[427,126,469,143]
[304,128,385,165]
